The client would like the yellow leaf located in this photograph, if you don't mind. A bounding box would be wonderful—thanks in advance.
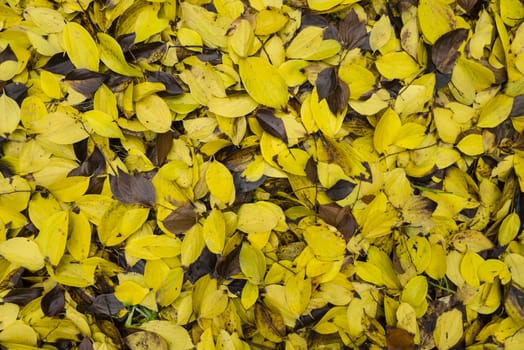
[36,211,69,266]
[97,32,142,77]
[0,237,45,271]
[115,280,149,305]
[418,0,455,44]
[203,208,226,254]
[375,51,421,80]
[63,22,99,71]
[228,19,255,58]
[241,281,259,309]
[498,212,520,246]
[157,268,184,307]
[374,108,401,154]
[460,250,484,287]
[237,202,279,234]
[135,94,173,133]
[180,224,205,266]
[477,94,513,128]
[239,242,266,285]
[67,210,91,261]
[40,70,62,99]
[303,224,346,261]
[207,95,258,118]
[31,111,89,145]
[285,270,311,315]
[83,110,125,138]
[434,309,463,349]
[238,57,288,108]
[126,235,181,260]
[0,93,20,136]
[205,161,235,205]
[140,320,194,350]
[199,288,228,319]
[407,236,432,273]
[456,134,484,156]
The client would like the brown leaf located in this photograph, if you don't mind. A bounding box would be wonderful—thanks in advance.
[256,109,288,144]
[255,303,286,342]
[305,157,318,183]
[146,71,184,96]
[69,146,106,177]
[41,284,65,317]
[318,203,357,240]
[79,337,94,350]
[457,0,478,12]
[163,204,198,234]
[127,42,167,63]
[432,29,469,74]
[316,67,349,114]
[325,179,354,201]
[186,247,217,283]
[151,131,174,166]
[42,53,75,75]
[88,293,124,317]
[3,287,43,305]
[0,45,17,63]
[510,94,524,117]
[339,10,368,50]
[215,244,241,279]
[109,168,156,207]
[386,327,415,350]
[65,69,107,98]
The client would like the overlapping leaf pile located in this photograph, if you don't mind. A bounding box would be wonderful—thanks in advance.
[1,0,524,349]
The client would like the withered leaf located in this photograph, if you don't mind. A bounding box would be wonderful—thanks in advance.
[4,82,28,105]
[186,247,217,283]
[325,179,354,201]
[457,0,478,12]
[65,69,107,98]
[255,303,287,342]
[117,33,136,52]
[163,204,198,234]
[215,244,241,279]
[316,67,349,114]
[510,94,524,117]
[0,45,17,63]
[146,71,184,96]
[88,293,124,317]
[3,287,43,305]
[109,168,156,207]
[316,67,337,101]
[339,10,369,50]
[256,108,288,144]
[127,42,167,63]
[69,146,106,177]
[318,203,357,240]
[79,337,94,350]
[305,157,318,183]
[42,53,75,75]
[386,327,415,350]
[41,284,65,317]
[301,14,328,28]
[432,29,468,74]
[150,131,174,166]
[234,172,266,193]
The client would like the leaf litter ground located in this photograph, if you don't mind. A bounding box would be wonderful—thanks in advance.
[1,0,524,349]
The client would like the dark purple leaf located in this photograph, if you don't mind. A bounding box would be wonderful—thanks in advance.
[326,79,349,115]
[127,42,166,63]
[215,244,241,279]
[0,45,17,63]
[186,247,217,283]
[305,157,318,183]
[69,146,106,177]
[109,169,156,207]
[163,204,198,234]
[42,53,75,75]
[79,337,94,350]
[117,33,136,52]
[323,24,338,41]
[432,29,469,74]
[196,50,223,65]
[301,14,328,28]
[457,0,478,12]
[65,69,107,98]
[339,10,368,50]
[318,203,357,241]
[234,172,266,193]
[316,67,337,101]
[146,72,183,96]
[41,284,65,317]
[88,293,124,317]
[510,94,524,117]
[4,82,28,105]
[150,131,174,166]
[3,287,43,305]
[256,109,288,144]
[325,179,354,201]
